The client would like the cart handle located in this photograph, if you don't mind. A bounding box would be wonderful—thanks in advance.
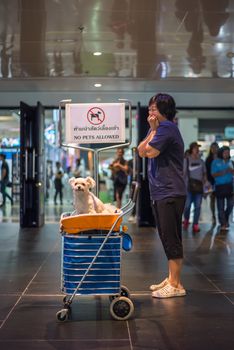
[121,181,139,212]
[109,181,139,232]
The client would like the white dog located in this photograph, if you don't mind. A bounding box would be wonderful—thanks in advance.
[69,176,117,215]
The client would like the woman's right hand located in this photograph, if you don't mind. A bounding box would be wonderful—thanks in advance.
[226,167,234,174]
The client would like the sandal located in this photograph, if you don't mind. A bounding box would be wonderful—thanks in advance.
[152,283,186,298]
[149,278,169,291]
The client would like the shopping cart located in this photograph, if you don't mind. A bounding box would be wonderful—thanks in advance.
[56,181,138,322]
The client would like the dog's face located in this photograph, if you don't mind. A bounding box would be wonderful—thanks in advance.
[69,176,96,193]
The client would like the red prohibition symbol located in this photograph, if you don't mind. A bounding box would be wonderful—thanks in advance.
[87,107,105,125]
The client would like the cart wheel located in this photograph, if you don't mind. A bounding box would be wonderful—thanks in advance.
[110,296,134,320]
[120,285,131,298]
[56,308,70,322]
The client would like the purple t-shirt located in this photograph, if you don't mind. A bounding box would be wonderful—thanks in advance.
[148,120,186,200]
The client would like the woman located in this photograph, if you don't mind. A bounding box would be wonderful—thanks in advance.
[211,146,234,231]
[183,142,207,233]
[109,148,128,209]
[138,93,186,299]
[205,142,219,223]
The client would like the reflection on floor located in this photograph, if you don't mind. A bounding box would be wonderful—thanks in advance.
[0,199,233,349]
[0,200,73,224]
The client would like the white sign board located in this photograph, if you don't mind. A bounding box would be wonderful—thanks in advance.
[225,127,234,139]
[65,103,126,144]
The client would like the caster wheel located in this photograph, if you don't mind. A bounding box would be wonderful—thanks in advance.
[56,308,70,322]
[110,296,134,320]
[120,285,131,298]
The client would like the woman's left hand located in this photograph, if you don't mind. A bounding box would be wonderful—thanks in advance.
[147,115,159,131]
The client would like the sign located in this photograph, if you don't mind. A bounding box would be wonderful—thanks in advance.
[65,103,126,144]
[225,127,234,139]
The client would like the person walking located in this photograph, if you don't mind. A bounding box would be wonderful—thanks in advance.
[0,153,13,207]
[211,146,234,231]
[53,161,64,205]
[205,142,219,223]
[183,142,207,233]
[138,93,187,299]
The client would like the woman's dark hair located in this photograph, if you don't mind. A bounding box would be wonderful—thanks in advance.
[207,142,219,158]
[217,146,230,159]
[148,93,177,121]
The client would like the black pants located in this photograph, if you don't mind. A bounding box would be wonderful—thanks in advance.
[0,180,13,205]
[54,187,63,204]
[152,196,186,260]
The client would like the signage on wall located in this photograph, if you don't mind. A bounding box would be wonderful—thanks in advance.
[65,103,125,144]
[225,127,234,139]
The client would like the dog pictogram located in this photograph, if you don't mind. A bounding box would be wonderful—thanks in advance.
[87,107,105,125]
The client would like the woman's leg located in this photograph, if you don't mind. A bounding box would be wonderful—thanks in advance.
[168,259,183,288]
[54,189,58,204]
[59,187,63,204]
[216,196,225,226]
[210,192,216,222]
[193,194,203,225]
[225,195,234,225]
[0,182,6,205]
[152,197,185,288]
[115,190,121,208]
[183,192,193,221]
[115,185,126,209]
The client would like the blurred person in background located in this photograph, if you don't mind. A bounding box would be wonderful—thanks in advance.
[73,158,86,178]
[109,148,128,209]
[0,153,13,207]
[211,146,234,231]
[54,161,64,205]
[205,142,219,223]
[183,142,207,233]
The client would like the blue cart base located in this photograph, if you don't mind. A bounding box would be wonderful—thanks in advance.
[57,232,134,321]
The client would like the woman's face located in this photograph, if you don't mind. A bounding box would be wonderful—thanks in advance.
[117,149,124,158]
[211,144,218,154]
[222,149,230,160]
[191,145,200,156]
[148,103,164,122]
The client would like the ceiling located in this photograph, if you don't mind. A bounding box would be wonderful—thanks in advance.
[0,0,234,140]
[0,0,234,92]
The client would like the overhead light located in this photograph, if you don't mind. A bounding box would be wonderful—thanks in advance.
[93,52,102,56]
[94,83,102,87]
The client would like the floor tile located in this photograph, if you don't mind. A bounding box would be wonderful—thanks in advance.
[0,204,233,350]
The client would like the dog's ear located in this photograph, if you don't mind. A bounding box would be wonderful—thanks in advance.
[86,176,96,189]
[69,177,76,185]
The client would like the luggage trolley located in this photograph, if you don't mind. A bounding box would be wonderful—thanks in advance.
[56,99,138,322]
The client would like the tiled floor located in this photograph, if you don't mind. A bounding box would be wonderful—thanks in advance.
[0,200,234,350]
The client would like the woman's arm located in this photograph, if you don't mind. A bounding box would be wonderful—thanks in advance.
[113,162,128,173]
[138,130,156,158]
[212,168,230,177]
[138,114,161,158]
[138,130,161,158]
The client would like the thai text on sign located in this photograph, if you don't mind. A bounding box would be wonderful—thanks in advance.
[65,103,126,144]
